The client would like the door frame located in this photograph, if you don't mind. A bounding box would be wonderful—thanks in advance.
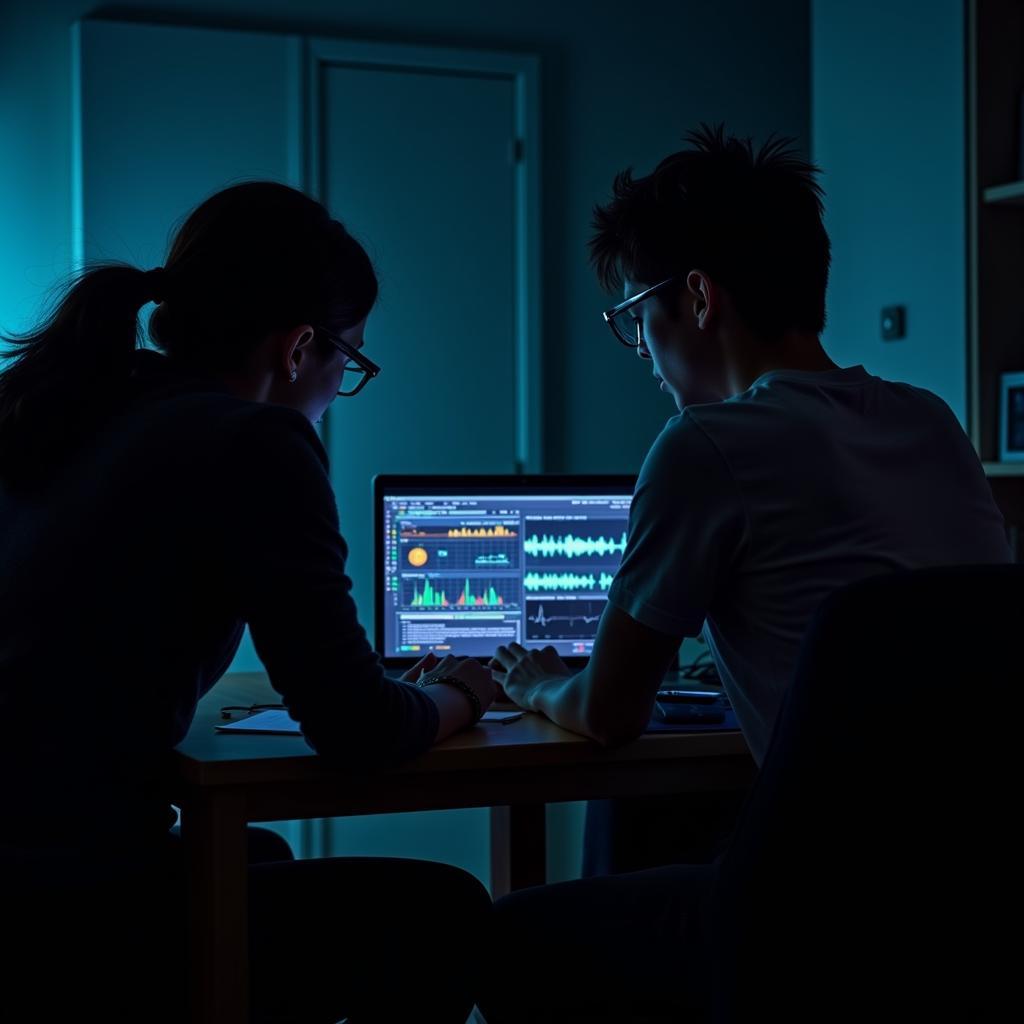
[304,37,543,473]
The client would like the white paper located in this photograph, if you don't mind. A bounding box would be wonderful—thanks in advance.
[216,707,524,734]
[216,709,301,734]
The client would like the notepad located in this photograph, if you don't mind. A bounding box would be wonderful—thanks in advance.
[481,710,524,723]
[215,708,525,734]
[216,709,302,734]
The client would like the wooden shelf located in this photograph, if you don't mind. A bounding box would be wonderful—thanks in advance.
[968,2,1024,559]
[983,180,1024,204]
[984,461,1024,477]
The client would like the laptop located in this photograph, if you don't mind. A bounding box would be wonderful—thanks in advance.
[374,474,636,671]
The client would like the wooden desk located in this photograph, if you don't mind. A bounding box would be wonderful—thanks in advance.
[171,672,754,1024]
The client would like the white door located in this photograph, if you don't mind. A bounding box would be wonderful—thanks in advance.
[309,41,541,883]
[310,39,540,635]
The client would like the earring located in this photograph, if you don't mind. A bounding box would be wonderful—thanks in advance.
[289,370,297,383]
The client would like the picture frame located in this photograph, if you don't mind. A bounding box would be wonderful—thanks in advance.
[999,371,1024,462]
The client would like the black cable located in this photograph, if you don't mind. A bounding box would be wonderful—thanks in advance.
[679,648,721,686]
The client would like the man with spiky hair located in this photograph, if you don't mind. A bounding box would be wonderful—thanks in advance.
[483,126,1010,1021]
[495,121,1006,765]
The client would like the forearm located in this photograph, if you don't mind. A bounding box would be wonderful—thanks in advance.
[282,668,441,768]
[495,607,679,746]
[529,665,655,747]
[423,682,476,742]
[528,668,601,741]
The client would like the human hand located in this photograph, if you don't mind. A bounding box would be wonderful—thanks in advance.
[417,655,498,725]
[489,642,572,710]
[400,652,441,683]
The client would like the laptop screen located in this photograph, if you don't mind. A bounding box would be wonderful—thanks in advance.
[375,475,636,665]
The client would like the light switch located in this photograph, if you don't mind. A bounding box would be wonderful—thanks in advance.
[881,305,906,341]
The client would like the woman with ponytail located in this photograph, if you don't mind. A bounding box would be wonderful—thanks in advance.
[0,182,493,1022]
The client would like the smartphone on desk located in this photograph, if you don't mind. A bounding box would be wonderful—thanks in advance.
[652,701,726,725]
[657,689,724,704]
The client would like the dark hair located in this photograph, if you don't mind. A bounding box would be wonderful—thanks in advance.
[0,181,377,480]
[589,123,830,338]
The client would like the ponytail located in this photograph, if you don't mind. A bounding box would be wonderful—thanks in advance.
[0,263,161,481]
[0,180,377,485]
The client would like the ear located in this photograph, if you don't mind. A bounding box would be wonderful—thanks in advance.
[279,324,317,380]
[685,271,715,330]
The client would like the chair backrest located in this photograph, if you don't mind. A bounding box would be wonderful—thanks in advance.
[711,564,1024,1022]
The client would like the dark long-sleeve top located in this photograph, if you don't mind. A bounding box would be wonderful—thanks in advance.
[0,350,437,867]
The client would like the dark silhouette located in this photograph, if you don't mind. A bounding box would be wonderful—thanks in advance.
[482,125,1013,1021]
[0,182,490,1022]
[481,565,1023,1022]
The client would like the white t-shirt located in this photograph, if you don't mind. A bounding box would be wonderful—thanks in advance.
[607,365,1012,764]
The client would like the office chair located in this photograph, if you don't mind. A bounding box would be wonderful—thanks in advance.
[710,563,1023,1022]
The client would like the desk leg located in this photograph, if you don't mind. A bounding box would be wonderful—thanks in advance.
[180,791,249,1024]
[489,804,546,898]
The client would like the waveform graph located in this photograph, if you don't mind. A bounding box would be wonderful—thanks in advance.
[472,552,515,568]
[402,575,520,609]
[524,525,627,561]
[399,535,519,572]
[523,571,615,594]
[526,599,606,641]
[399,520,518,539]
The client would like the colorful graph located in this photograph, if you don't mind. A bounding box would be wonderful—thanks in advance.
[406,576,518,608]
[401,523,518,539]
[524,532,627,559]
[524,571,615,593]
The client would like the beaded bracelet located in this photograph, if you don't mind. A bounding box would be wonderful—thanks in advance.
[418,674,483,724]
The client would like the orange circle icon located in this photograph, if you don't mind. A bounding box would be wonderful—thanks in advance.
[407,546,429,567]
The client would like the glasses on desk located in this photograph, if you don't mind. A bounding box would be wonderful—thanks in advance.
[219,703,287,720]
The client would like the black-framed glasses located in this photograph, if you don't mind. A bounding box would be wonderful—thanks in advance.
[219,703,286,720]
[601,276,681,348]
[318,328,382,397]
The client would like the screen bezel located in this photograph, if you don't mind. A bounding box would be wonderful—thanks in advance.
[373,473,637,670]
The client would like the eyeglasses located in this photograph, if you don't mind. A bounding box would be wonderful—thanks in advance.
[318,328,382,397]
[601,276,680,348]
[219,703,286,720]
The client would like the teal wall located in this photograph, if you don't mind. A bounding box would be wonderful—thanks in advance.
[1,0,809,884]
[812,0,967,424]
[1,0,810,472]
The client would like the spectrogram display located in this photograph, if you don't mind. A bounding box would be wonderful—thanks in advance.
[382,485,633,658]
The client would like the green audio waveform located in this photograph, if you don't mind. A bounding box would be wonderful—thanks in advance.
[410,579,448,607]
[410,578,506,607]
[524,571,615,592]
[524,532,627,559]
